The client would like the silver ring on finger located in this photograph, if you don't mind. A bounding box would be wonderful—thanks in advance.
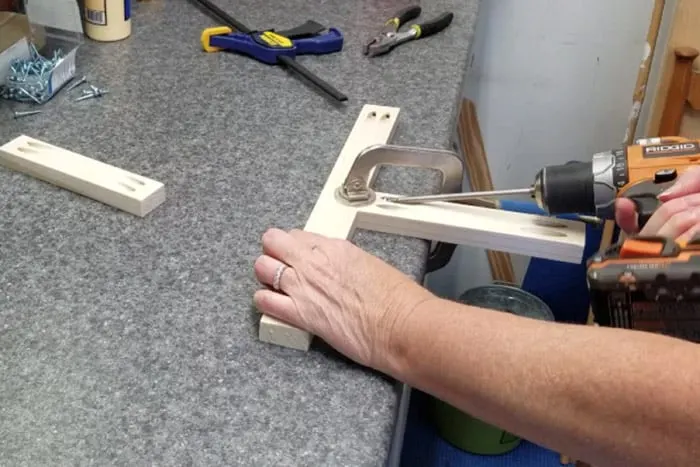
[272,264,288,291]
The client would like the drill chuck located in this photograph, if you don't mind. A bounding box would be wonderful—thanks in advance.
[533,150,624,219]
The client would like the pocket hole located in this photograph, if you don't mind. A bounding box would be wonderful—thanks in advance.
[16,146,40,154]
[368,111,377,118]
[26,140,53,150]
[521,226,568,237]
[381,113,391,120]
[534,218,568,229]
[126,176,146,185]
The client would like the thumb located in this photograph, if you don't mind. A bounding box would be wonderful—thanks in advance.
[658,166,700,202]
[615,197,639,234]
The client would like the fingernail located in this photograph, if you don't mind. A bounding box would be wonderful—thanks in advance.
[658,184,680,199]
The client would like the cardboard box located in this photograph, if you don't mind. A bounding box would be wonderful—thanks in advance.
[0,12,45,52]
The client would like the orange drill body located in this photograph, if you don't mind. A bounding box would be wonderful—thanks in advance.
[586,137,700,341]
[587,235,700,342]
[617,136,700,199]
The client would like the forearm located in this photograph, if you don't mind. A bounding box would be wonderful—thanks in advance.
[386,297,700,467]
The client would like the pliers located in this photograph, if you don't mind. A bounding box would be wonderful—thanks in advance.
[363,6,454,57]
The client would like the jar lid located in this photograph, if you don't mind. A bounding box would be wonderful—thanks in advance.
[458,284,554,321]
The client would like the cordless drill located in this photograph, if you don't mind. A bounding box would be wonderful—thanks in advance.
[536,137,700,341]
[531,136,700,229]
[508,136,700,341]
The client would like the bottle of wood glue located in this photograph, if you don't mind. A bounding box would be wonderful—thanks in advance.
[83,0,132,42]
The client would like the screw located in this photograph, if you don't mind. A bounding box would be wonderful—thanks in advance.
[74,87,109,102]
[13,110,42,119]
[65,75,87,92]
[75,93,94,102]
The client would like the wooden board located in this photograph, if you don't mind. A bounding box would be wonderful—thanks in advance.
[258,105,587,351]
[258,105,399,351]
[646,0,700,137]
[688,67,700,109]
[356,201,584,263]
[0,135,165,216]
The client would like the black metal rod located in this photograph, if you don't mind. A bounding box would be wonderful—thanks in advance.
[188,0,252,33]
[278,56,348,102]
[189,0,347,102]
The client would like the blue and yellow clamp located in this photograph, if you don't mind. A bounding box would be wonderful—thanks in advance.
[200,25,344,65]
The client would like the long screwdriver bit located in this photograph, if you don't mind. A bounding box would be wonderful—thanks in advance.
[385,187,535,204]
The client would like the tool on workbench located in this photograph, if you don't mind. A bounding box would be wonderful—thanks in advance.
[364,6,454,57]
[387,136,700,230]
[201,24,343,65]
[189,0,347,102]
[587,235,700,343]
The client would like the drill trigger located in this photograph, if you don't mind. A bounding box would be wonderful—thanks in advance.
[621,178,677,231]
[627,194,661,231]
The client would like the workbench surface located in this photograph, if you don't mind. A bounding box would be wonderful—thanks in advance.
[0,1,479,465]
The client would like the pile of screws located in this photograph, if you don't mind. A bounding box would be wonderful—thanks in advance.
[0,44,65,104]
[2,43,112,120]
[6,75,110,120]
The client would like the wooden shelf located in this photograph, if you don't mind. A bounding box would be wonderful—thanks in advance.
[646,0,700,138]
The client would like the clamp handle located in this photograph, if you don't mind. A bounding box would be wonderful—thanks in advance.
[274,20,326,39]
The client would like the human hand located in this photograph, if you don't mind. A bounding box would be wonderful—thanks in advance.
[253,228,435,370]
[616,166,700,240]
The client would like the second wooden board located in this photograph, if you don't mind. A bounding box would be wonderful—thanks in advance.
[0,135,165,217]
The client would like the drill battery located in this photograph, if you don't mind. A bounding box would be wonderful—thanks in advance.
[587,236,700,342]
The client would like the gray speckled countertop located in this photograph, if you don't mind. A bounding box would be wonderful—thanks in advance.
[0,1,479,465]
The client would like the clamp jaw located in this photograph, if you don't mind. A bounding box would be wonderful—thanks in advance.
[335,144,465,272]
[336,144,464,205]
